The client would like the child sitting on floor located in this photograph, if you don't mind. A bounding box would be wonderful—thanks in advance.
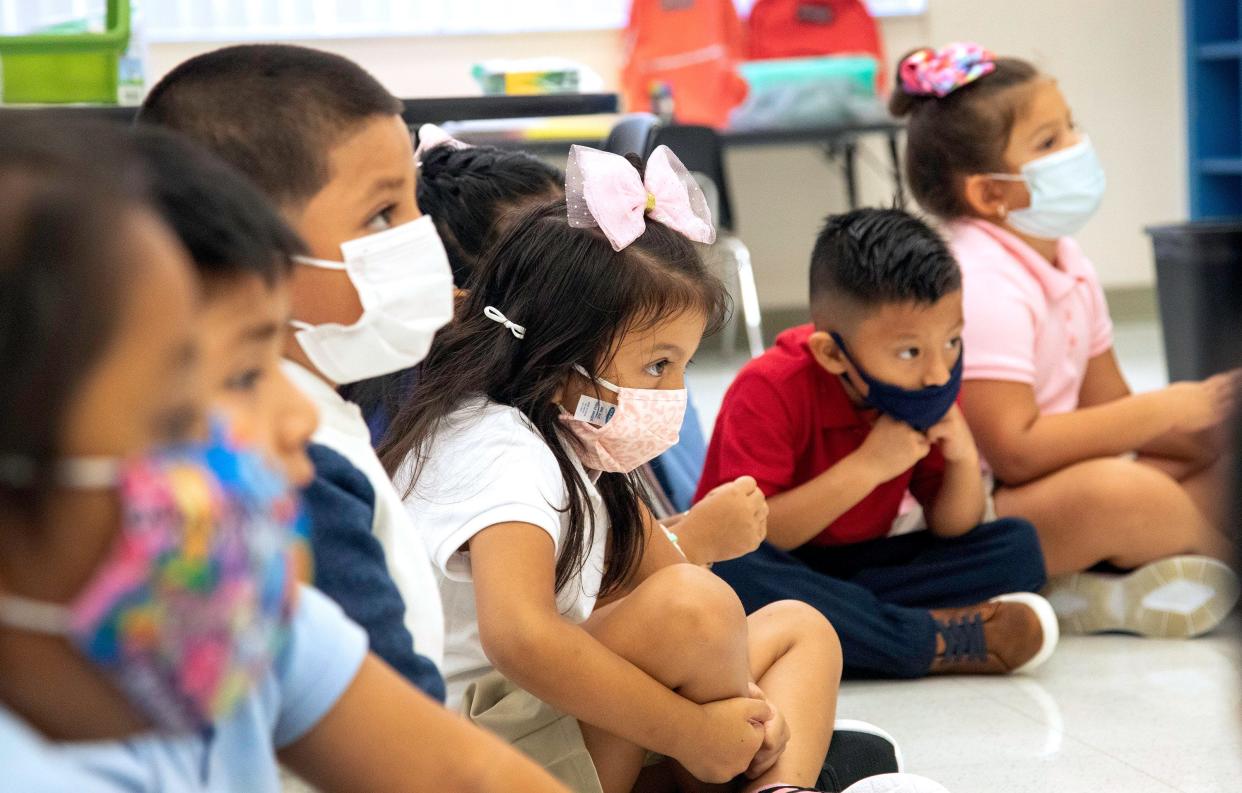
[701,207,1059,680]
[891,42,1238,637]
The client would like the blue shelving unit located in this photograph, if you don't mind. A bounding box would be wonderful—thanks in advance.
[1186,0,1242,218]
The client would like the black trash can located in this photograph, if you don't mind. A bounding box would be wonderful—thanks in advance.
[1146,221,1242,382]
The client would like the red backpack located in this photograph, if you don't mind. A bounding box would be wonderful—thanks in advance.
[621,0,750,128]
[746,0,887,89]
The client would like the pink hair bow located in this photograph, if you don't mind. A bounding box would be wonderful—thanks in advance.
[900,42,996,98]
[566,144,716,252]
[414,123,471,162]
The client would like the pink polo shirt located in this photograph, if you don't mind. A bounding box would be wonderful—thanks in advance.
[949,218,1114,418]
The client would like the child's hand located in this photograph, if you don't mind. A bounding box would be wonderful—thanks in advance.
[1166,373,1240,433]
[856,415,932,482]
[925,405,979,464]
[678,476,769,563]
[679,695,770,783]
[744,682,789,780]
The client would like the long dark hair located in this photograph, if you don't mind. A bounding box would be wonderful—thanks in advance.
[380,194,728,596]
[890,49,1040,219]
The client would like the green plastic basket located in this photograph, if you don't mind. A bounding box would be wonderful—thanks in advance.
[0,0,131,105]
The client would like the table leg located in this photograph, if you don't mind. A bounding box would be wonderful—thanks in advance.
[844,140,859,209]
[888,131,906,208]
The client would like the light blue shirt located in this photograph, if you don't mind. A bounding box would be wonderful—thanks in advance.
[0,585,367,792]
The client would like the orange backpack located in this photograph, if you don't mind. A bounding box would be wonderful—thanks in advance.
[746,0,887,89]
[621,0,750,128]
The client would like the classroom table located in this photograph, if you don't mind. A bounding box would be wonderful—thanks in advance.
[0,92,621,126]
[445,116,906,211]
[1,91,901,210]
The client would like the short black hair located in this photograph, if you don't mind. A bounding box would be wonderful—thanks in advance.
[417,143,564,286]
[809,207,961,325]
[138,44,403,208]
[131,126,305,293]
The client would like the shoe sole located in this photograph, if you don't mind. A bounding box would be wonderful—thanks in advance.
[833,719,905,772]
[840,773,951,793]
[989,592,1059,674]
[1044,556,1239,638]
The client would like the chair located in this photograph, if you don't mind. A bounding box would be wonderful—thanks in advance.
[652,124,764,358]
[603,112,661,159]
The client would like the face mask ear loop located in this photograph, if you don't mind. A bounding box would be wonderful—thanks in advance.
[0,594,72,635]
[292,255,348,271]
[571,364,622,395]
[828,332,865,378]
[57,457,121,489]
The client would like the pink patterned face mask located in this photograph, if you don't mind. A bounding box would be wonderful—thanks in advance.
[0,428,308,732]
[558,365,687,473]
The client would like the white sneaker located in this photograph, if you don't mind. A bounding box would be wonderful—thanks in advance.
[842,773,951,793]
[1043,555,1240,638]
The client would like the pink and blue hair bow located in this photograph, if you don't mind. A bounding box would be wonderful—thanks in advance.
[566,144,716,252]
[900,42,996,98]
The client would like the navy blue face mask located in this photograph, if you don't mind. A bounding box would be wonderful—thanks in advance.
[829,332,963,432]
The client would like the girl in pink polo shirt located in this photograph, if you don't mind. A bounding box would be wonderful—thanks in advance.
[890,42,1238,639]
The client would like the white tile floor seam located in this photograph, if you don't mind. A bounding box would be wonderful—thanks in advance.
[689,319,1240,792]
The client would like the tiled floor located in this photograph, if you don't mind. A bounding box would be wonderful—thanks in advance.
[691,320,1242,793]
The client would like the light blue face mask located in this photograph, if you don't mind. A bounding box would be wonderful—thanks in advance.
[989,136,1106,240]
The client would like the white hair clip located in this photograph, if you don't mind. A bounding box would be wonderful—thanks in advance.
[483,306,526,339]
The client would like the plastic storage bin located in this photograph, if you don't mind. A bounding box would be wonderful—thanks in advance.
[730,55,882,130]
[1146,220,1242,381]
[0,0,131,105]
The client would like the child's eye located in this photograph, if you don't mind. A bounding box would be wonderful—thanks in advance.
[225,368,263,392]
[365,206,396,232]
[1039,135,1057,151]
[645,360,669,377]
[898,348,920,361]
[947,337,962,351]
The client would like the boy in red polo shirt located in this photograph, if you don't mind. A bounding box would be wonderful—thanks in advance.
[700,208,1059,678]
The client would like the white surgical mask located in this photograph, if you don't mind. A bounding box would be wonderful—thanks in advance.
[292,215,453,384]
[989,136,1106,240]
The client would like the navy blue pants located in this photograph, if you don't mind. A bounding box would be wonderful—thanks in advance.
[713,518,1046,679]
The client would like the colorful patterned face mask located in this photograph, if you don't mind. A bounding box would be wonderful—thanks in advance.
[558,364,687,473]
[0,431,310,732]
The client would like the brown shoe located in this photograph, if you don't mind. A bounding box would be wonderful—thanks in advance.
[929,593,1059,675]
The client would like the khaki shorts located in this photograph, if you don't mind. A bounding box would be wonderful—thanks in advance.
[461,672,604,793]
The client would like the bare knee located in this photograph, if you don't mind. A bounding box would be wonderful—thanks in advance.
[752,600,842,678]
[640,564,747,649]
[1060,458,1192,521]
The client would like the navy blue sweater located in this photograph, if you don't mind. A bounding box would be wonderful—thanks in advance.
[302,443,446,703]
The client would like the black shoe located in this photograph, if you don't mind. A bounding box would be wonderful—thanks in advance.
[817,719,903,793]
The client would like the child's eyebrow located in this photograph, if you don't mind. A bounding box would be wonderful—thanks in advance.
[1026,120,1060,144]
[652,342,685,356]
[239,321,280,343]
[360,176,408,202]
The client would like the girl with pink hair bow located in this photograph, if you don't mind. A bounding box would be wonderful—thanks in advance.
[382,145,859,793]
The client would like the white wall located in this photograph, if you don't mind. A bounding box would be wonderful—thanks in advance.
[147,0,1185,309]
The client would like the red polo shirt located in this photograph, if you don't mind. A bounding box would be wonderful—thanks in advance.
[695,324,946,547]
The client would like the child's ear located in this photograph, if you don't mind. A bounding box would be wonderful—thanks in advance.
[807,330,848,376]
[962,174,1019,222]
